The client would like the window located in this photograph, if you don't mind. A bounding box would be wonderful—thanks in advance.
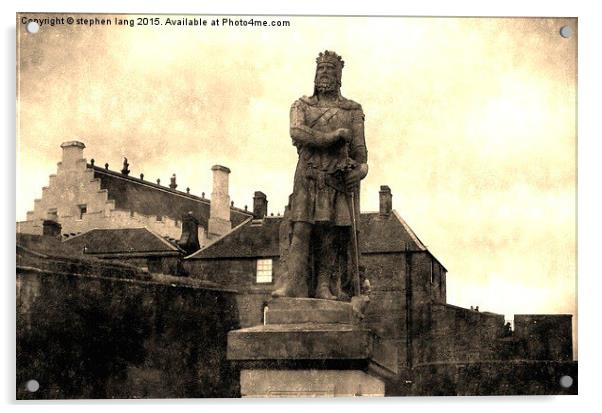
[256,259,273,283]
[78,204,87,220]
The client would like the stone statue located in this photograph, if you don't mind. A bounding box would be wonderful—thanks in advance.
[272,51,368,301]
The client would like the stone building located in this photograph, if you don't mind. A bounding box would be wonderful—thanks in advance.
[17,141,252,244]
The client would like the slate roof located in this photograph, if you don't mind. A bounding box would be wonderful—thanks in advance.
[186,211,444,269]
[16,233,85,257]
[92,166,252,228]
[16,239,234,291]
[63,227,182,255]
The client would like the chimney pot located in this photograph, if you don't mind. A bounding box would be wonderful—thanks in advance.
[253,191,268,219]
[379,185,392,217]
[211,164,231,174]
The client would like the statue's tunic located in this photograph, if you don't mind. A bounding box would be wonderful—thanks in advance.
[289,95,367,226]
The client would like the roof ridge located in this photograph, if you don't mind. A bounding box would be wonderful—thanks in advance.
[184,216,253,259]
[90,165,252,216]
[142,226,181,251]
[391,209,427,251]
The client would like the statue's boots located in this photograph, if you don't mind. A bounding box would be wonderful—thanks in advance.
[315,272,337,300]
[271,271,308,298]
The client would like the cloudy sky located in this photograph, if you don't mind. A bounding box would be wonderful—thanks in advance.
[17,15,576,348]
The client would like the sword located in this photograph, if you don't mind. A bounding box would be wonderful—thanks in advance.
[347,189,361,297]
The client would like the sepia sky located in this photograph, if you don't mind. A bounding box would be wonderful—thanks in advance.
[16,15,577,348]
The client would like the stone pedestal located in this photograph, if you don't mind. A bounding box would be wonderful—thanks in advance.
[227,297,386,397]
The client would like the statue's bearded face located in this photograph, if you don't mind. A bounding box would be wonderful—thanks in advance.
[314,62,339,93]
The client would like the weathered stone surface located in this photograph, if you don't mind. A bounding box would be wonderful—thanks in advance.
[266,297,356,325]
[227,324,374,361]
[17,248,241,399]
[272,50,369,301]
[269,297,351,312]
[240,369,385,397]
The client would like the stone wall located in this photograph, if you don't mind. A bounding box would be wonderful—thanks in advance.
[101,255,184,276]
[16,253,240,399]
[426,303,506,364]
[411,360,577,395]
[184,257,280,327]
[360,252,407,374]
[514,314,573,361]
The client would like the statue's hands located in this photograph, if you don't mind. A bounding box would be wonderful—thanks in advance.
[345,163,368,191]
[325,128,352,145]
[335,128,352,142]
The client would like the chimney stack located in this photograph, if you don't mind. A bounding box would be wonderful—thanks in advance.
[60,141,85,169]
[42,220,62,238]
[253,191,268,219]
[208,165,232,238]
[177,212,200,255]
[379,185,392,217]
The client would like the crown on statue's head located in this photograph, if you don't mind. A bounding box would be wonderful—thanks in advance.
[316,50,344,70]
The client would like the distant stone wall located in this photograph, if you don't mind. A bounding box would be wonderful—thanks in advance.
[514,314,573,361]
[17,255,240,399]
[427,303,506,364]
[411,360,577,395]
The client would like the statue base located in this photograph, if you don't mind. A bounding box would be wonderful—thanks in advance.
[227,297,386,397]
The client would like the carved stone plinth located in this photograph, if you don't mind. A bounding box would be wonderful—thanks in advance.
[266,297,359,325]
[227,297,385,397]
[240,369,385,398]
[228,323,372,361]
